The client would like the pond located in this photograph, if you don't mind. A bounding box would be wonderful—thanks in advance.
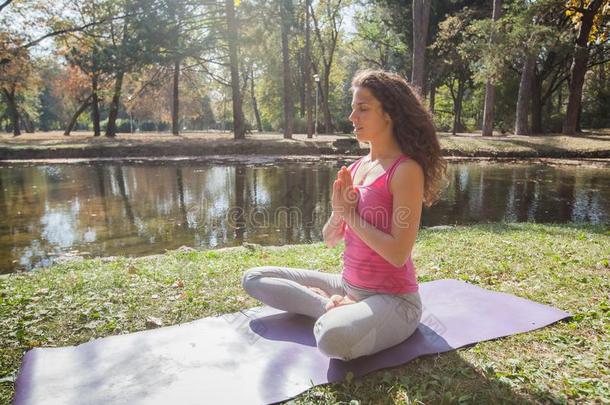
[0,159,608,274]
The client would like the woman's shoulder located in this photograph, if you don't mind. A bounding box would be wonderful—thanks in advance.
[388,157,424,194]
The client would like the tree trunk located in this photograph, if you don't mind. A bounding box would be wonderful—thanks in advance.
[411,0,431,94]
[482,82,495,136]
[515,54,535,135]
[2,88,21,136]
[482,0,502,137]
[105,70,125,138]
[563,46,589,134]
[531,73,543,134]
[429,81,436,113]
[452,78,466,135]
[91,75,101,137]
[280,0,293,139]
[225,0,246,140]
[322,73,332,133]
[545,94,554,128]
[305,0,313,138]
[22,113,34,133]
[298,54,305,118]
[250,68,263,132]
[309,1,338,134]
[563,0,603,135]
[172,58,180,136]
[65,95,93,136]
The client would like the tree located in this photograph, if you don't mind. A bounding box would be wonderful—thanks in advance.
[506,1,571,134]
[0,0,110,68]
[411,0,431,93]
[38,60,65,131]
[481,0,502,137]
[515,53,536,135]
[159,0,220,135]
[529,2,573,134]
[305,0,313,137]
[91,0,189,137]
[0,39,38,136]
[562,0,609,134]
[582,53,610,127]
[431,9,480,134]
[466,0,579,134]
[280,0,294,139]
[53,65,93,135]
[311,0,347,133]
[225,0,246,139]
[349,2,408,72]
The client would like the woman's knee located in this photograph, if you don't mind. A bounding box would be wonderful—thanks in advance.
[314,320,350,361]
[241,266,270,292]
[313,318,375,361]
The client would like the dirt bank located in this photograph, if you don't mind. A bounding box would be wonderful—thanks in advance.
[1,130,608,160]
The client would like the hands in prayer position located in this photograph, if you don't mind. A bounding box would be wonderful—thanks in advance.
[331,166,358,220]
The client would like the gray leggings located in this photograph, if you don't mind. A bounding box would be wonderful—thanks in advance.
[241,266,423,361]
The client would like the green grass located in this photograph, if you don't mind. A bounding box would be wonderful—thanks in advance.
[1,223,608,404]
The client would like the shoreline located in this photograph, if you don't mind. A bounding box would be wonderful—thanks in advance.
[1,155,608,168]
[2,220,606,276]
[1,131,609,161]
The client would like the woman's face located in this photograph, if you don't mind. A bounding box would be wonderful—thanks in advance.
[349,86,392,143]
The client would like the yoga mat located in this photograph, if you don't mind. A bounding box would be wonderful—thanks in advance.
[13,279,570,405]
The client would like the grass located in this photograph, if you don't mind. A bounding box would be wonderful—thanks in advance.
[437,130,610,157]
[0,223,608,404]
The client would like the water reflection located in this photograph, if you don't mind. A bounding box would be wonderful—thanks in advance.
[0,161,608,273]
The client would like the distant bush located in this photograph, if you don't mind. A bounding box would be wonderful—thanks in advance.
[115,119,132,133]
[139,121,156,131]
[336,119,353,134]
[99,118,132,133]
[261,118,274,132]
[545,113,563,133]
[292,117,307,134]
[139,121,169,132]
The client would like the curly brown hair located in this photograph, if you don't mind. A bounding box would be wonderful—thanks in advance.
[351,69,446,206]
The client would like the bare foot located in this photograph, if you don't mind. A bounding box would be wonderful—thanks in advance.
[308,286,331,298]
[325,294,357,312]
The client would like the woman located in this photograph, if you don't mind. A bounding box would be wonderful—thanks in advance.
[242,69,445,361]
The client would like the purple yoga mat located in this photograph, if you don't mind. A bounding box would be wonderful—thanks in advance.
[14,279,569,405]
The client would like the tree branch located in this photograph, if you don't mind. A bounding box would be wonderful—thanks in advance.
[0,0,12,14]
[128,66,168,101]
[310,3,329,68]
[21,15,123,50]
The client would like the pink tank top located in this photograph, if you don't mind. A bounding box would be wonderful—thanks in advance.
[342,155,418,294]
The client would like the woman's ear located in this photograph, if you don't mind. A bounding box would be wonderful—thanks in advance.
[384,111,392,124]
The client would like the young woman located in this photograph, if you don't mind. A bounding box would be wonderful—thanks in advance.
[242,69,445,361]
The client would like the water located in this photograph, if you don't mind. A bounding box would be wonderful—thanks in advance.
[0,159,608,274]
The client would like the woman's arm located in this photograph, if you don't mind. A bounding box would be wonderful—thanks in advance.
[323,209,346,248]
[340,160,424,267]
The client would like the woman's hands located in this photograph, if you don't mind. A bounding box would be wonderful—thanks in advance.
[331,166,359,219]
[308,286,357,312]
[325,294,357,311]
[323,166,357,248]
